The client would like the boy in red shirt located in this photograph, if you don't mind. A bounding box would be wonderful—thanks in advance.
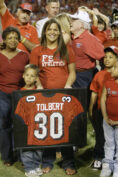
[89,46,118,170]
[19,64,43,177]
[100,50,118,177]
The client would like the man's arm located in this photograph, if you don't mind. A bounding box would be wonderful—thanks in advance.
[21,36,37,52]
[0,0,7,16]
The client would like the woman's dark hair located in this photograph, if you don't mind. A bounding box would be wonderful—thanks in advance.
[97,15,106,31]
[40,18,69,61]
[2,26,21,41]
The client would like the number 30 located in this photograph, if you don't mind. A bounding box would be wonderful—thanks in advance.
[34,112,63,140]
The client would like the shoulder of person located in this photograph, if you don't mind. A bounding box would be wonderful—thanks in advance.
[36,17,49,25]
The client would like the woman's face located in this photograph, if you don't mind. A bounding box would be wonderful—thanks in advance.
[45,23,60,44]
[4,32,19,50]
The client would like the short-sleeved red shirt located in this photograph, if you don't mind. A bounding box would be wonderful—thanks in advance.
[1,9,39,53]
[90,70,112,108]
[30,45,75,89]
[0,51,29,93]
[71,30,104,70]
[105,79,118,121]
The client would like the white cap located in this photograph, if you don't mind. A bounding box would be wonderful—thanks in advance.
[68,10,91,23]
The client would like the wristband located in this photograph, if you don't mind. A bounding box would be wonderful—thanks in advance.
[21,38,26,43]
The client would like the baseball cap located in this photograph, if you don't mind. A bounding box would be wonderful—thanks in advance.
[104,46,118,55]
[20,3,32,12]
[111,20,118,27]
[68,10,91,23]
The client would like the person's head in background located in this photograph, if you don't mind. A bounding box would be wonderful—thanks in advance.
[2,26,21,50]
[104,46,118,71]
[111,20,118,39]
[41,18,69,61]
[55,13,71,44]
[23,64,40,89]
[46,0,60,18]
[16,3,32,25]
[69,10,91,38]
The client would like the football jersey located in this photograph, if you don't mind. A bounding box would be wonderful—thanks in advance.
[15,92,83,145]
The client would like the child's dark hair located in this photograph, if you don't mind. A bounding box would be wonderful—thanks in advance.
[104,48,118,57]
[24,64,40,76]
[97,15,106,31]
[2,26,21,41]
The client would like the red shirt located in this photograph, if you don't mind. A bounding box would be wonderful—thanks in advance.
[92,25,107,44]
[30,45,75,89]
[21,87,36,90]
[90,70,112,108]
[1,9,39,53]
[103,38,118,48]
[15,93,83,145]
[0,51,29,93]
[105,79,118,121]
[71,30,104,69]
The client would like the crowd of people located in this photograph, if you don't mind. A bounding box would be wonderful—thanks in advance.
[0,0,118,177]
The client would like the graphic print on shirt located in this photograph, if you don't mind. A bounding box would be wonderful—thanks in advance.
[15,93,83,146]
[42,55,65,67]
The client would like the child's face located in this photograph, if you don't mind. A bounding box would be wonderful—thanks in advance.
[104,52,117,68]
[111,62,118,78]
[98,23,105,31]
[23,68,37,87]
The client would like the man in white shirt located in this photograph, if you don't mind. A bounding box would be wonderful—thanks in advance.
[36,0,60,39]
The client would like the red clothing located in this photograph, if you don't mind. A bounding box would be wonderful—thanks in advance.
[15,92,83,145]
[71,30,104,70]
[90,70,112,108]
[103,38,118,48]
[92,25,107,43]
[1,9,39,53]
[105,79,118,121]
[30,45,75,89]
[21,87,36,90]
[0,51,29,93]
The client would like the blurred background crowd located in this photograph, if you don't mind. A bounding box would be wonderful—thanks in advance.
[5,0,118,25]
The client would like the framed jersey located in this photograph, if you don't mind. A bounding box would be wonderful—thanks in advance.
[12,88,87,150]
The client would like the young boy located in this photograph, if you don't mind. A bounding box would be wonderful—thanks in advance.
[89,46,118,170]
[20,64,43,177]
[21,64,40,90]
[100,50,118,177]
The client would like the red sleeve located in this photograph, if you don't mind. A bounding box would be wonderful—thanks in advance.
[1,8,16,30]
[67,45,75,64]
[29,26,39,44]
[85,33,105,60]
[91,25,99,35]
[15,97,28,125]
[90,73,99,93]
[30,45,40,66]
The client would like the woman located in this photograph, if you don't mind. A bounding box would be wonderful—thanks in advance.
[30,19,76,175]
[0,26,29,166]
